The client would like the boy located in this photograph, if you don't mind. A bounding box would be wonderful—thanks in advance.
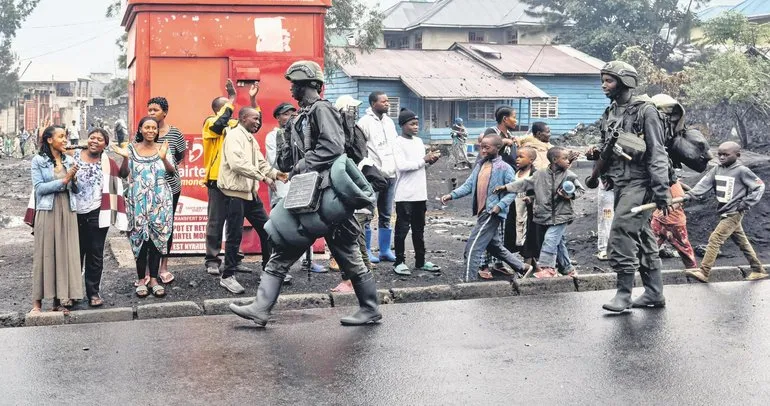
[441,133,531,282]
[651,180,697,269]
[684,141,767,282]
[512,147,538,268]
[449,117,471,169]
[392,108,441,275]
[495,147,584,278]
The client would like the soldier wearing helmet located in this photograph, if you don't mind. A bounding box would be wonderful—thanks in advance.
[230,61,383,327]
[585,61,672,313]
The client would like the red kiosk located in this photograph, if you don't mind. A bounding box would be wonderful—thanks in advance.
[122,0,330,254]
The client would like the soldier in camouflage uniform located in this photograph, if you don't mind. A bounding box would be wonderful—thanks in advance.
[586,61,672,312]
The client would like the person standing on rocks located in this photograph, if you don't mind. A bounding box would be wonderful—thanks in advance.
[357,91,399,264]
[229,60,382,327]
[684,142,767,282]
[586,61,672,312]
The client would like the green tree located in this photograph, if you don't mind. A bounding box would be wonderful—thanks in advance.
[523,0,708,66]
[701,11,770,50]
[105,0,383,74]
[103,77,129,100]
[683,51,770,147]
[0,0,40,105]
[617,45,691,97]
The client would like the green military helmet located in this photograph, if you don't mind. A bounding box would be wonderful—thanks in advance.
[600,61,638,89]
[285,60,325,83]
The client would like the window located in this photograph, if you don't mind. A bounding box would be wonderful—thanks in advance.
[388,97,400,118]
[468,101,496,121]
[385,36,398,49]
[531,97,558,119]
[398,37,409,49]
[414,32,422,49]
[506,29,518,45]
[469,31,485,43]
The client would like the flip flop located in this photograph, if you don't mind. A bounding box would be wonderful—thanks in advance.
[419,262,442,272]
[478,269,494,280]
[394,263,412,276]
[330,281,354,293]
[89,296,104,307]
[159,271,175,284]
[51,306,70,315]
[135,284,149,297]
[150,284,166,297]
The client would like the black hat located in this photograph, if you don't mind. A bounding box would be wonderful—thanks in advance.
[273,103,297,119]
[398,108,418,126]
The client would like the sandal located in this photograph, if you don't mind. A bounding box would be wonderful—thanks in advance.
[419,262,442,272]
[51,306,70,315]
[89,296,104,307]
[29,307,42,314]
[478,269,494,280]
[534,267,558,278]
[135,284,149,297]
[159,271,175,284]
[330,280,354,293]
[393,263,412,276]
[150,283,166,297]
[491,264,513,276]
[60,299,73,308]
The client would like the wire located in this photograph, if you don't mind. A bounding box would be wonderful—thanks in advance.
[19,27,122,61]
[20,18,119,29]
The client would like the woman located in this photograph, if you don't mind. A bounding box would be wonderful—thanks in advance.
[114,116,175,297]
[30,126,82,313]
[147,97,186,284]
[72,128,128,307]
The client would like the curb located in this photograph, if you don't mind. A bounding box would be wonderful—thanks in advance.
[3,264,766,328]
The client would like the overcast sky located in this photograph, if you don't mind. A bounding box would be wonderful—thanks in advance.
[12,0,742,80]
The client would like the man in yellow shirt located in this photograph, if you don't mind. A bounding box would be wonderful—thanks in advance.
[202,79,254,276]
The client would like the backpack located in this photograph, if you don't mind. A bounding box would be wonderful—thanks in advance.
[339,109,367,165]
[647,95,712,173]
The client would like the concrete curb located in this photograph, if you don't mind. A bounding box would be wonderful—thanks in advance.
[4,264,769,328]
[67,308,134,325]
[136,301,203,320]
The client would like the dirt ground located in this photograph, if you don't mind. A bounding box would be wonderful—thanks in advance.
[2,149,769,313]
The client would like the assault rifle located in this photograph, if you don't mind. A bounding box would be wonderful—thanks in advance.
[584,128,632,189]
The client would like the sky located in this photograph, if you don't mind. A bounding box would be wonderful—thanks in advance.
[11,0,744,80]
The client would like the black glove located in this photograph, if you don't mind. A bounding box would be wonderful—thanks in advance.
[656,199,670,217]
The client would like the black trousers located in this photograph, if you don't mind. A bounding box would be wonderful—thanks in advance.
[77,209,109,298]
[223,193,271,278]
[205,183,235,268]
[394,201,427,268]
[502,210,517,254]
[166,192,180,255]
[137,241,162,279]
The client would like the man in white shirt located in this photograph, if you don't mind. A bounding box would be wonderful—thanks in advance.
[67,120,80,146]
[357,91,398,263]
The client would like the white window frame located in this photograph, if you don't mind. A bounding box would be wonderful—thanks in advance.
[506,29,518,45]
[468,101,496,121]
[531,97,558,119]
[387,97,400,119]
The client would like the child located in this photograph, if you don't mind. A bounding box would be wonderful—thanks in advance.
[392,108,442,275]
[495,147,584,278]
[684,141,767,282]
[441,133,531,282]
[512,147,537,252]
[651,180,697,269]
[450,117,471,170]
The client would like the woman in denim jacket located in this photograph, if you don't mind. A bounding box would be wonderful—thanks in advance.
[30,126,83,314]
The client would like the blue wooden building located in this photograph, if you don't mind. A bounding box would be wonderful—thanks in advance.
[324,44,608,143]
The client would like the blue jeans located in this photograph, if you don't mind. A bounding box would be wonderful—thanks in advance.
[538,223,572,273]
[365,177,396,230]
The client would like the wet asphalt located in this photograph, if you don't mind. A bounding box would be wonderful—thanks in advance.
[2,281,770,405]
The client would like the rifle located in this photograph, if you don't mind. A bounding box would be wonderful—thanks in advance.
[584,128,632,189]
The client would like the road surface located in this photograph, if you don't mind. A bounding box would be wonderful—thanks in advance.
[2,282,770,405]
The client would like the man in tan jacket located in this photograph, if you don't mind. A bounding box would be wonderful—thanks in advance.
[218,106,288,293]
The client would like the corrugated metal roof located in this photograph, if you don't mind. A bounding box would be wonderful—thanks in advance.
[452,43,604,76]
[339,49,548,100]
[697,0,770,21]
[384,0,543,31]
[382,1,436,30]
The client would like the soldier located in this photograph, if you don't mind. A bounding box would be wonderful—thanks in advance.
[585,61,672,312]
[229,61,382,327]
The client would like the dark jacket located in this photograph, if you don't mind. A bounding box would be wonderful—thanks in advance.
[504,166,584,226]
[598,96,670,203]
[276,96,345,189]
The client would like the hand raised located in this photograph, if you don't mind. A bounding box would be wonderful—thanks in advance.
[112,144,129,158]
[249,82,260,98]
[225,79,236,100]
[158,141,169,159]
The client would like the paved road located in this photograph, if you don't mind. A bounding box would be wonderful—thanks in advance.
[2,282,770,405]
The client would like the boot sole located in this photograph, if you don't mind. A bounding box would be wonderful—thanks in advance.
[340,314,383,326]
[602,304,631,313]
[631,301,666,308]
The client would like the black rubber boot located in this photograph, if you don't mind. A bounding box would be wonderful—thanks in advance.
[602,272,635,312]
[340,273,382,326]
[229,273,283,327]
[632,267,666,308]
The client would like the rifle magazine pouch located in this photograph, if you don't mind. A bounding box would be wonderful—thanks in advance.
[615,131,647,162]
[284,171,322,213]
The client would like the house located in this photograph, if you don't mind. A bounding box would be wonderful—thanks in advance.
[324,44,607,143]
[381,0,556,50]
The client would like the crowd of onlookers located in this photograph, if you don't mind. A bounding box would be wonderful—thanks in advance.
[21,80,768,315]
